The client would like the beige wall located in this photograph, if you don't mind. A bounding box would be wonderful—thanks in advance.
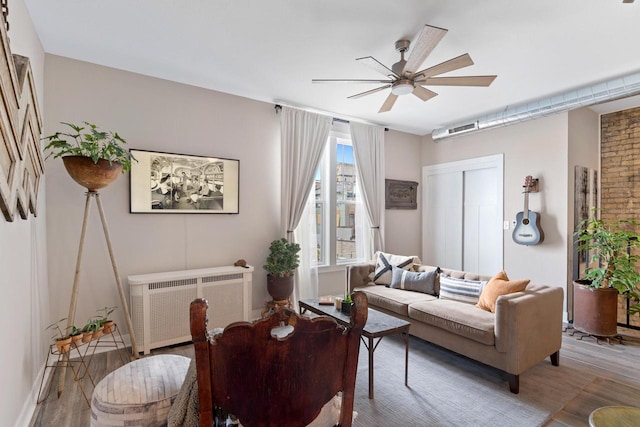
[421,113,577,317]
[567,108,599,317]
[44,55,282,325]
[0,1,48,426]
[384,129,423,257]
[44,55,424,332]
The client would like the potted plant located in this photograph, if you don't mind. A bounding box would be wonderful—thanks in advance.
[46,318,72,354]
[96,306,117,334]
[574,210,640,336]
[80,320,94,343]
[341,293,353,315]
[263,238,301,301]
[43,121,136,191]
[69,325,83,348]
[81,317,104,341]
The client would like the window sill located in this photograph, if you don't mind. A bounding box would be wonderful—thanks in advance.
[318,265,347,275]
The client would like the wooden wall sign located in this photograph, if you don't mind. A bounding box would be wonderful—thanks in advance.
[385,179,418,209]
[0,13,44,222]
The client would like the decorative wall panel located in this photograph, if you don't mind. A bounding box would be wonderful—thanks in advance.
[0,15,43,222]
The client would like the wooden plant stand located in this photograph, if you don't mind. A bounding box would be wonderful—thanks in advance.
[57,191,139,397]
[37,339,96,407]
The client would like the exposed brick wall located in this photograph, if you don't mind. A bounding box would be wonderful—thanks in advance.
[600,106,640,327]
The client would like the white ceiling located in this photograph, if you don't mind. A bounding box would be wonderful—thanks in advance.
[24,0,640,136]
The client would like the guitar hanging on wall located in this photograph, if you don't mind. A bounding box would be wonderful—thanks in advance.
[512,176,544,246]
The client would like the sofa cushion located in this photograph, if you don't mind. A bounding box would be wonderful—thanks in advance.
[388,267,439,296]
[372,252,420,285]
[438,274,487,305]
[476,271,530,313]
[408,300,496,345]
[354,284,436,316]
[415,265,491,296]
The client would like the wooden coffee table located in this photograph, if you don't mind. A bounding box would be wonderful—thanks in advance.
[299,298,410,399]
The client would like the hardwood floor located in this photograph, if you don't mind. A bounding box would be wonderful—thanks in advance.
[29,326,640,426]
[545,327,640,426]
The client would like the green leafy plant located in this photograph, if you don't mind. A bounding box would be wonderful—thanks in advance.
[46,317,71,341]
[43,121,136,172]
[343,293,353,304]
[575,209,640,315]
[69,325,82,337]
[263,238,301,278]
[81,317,102,333]
[96,306,117,326]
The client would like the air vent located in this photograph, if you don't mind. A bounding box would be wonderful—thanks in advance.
[448,122,479,134]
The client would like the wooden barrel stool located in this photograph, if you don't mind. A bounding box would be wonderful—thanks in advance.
[90,354,190,427]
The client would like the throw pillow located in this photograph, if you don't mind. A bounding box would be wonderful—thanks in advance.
[476,271,530,313]
[373,252,417,285]
[438,274,487,304]
[388,267,439,296]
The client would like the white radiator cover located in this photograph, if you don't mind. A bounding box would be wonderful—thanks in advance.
[128,265,253,354]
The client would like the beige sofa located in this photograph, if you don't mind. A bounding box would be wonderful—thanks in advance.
[347,262,564,393]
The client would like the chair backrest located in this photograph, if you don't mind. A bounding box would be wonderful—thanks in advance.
[190,291,367,427]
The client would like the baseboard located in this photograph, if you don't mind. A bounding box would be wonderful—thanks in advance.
[16,352,55,427]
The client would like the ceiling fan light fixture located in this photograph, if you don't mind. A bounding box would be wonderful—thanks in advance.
[391,79,414,96]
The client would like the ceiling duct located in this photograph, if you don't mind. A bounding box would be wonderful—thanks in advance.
[432,71,640,141]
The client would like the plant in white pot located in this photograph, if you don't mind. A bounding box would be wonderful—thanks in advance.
[43,121,136,191]
[263,238,301,301]
[574,211,640,336]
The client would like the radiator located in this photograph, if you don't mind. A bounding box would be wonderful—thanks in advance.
[128,265,253,354]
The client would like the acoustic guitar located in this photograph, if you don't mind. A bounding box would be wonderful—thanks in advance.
[512,176,544,245]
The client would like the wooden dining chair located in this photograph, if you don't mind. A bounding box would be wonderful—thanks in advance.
[189,291,367,427]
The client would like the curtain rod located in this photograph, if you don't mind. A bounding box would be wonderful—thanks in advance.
[274,104,389,132]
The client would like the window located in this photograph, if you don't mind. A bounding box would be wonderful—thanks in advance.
[315,128,362,267]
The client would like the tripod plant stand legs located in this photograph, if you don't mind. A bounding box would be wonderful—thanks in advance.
[57,191,139,397]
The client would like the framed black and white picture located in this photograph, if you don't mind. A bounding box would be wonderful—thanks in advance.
[129,149,239,214]
[385,179,418,209]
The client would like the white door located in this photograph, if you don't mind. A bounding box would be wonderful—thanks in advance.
[422,154,503,275]
[423,171,463,270]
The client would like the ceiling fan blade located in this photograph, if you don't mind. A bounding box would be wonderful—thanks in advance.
[378,93,398,113]
[623,0,634,3]
[348,85,392,99]
[402,25,448,75]
[312,79,393,84]
[412,85,438,102]
[356,56,398,78]
[418,75,497,87]
[413,53,474,79]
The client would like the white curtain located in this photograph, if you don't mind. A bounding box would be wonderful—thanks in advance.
[280,107,332,308]
[350,122,385,260]
[293,188,318,300]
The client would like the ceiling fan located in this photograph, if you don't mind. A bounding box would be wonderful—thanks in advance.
[312,25,497,113]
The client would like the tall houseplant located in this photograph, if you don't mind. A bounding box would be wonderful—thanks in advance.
[43,121,136,191]
[574,211,640,336]
[263,238,301,301]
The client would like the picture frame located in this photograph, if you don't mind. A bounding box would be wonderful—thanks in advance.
[385,179,418,210]
[129,149,239,214]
